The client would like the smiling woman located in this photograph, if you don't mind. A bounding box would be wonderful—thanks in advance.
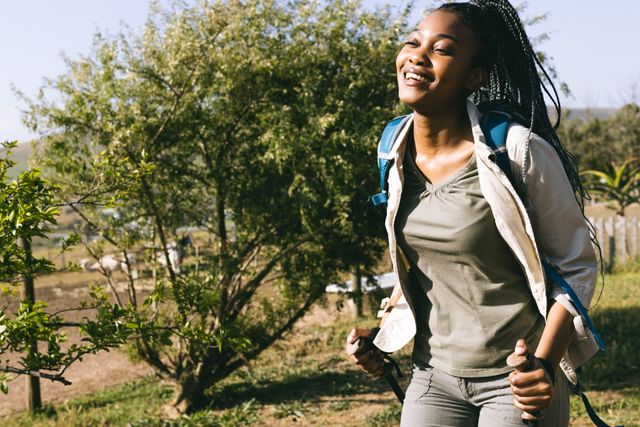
[396,16,483,118]
[346,1,603,426]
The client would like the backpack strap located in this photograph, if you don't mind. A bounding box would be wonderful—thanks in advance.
[369,115,411,206]
[481,109,516,183]
[569,381,624,427]
[543,264,605,351]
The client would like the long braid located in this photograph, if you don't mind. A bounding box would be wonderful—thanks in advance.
[438,0,605,301]
[439,1,588,207]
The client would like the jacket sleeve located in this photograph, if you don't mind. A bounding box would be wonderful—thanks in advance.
[511,128,598,311]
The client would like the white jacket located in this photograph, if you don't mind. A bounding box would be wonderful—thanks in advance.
[373,100,600,385]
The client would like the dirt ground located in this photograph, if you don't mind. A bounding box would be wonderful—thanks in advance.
[1,272,155,417]
[0,270,365,418]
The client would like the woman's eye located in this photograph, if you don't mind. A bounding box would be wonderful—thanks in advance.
[404,40,419,47]
[434,48,450,55]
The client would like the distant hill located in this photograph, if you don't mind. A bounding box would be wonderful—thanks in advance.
[548,107,618,123]
[562,107,618,121]
[5,140,34,178]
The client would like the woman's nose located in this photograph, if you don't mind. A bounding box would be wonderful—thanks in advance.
[407,50,430,67]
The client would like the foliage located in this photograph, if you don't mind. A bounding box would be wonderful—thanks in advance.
[0,141,135,393]
[580,158,640,216]
[21,0,409,412]
[560,103,640,171]
[0,141,58,282]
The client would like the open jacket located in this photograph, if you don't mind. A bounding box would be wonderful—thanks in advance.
[373,100,600,385]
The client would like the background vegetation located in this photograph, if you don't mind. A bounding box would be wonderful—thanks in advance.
[1,0,639,426]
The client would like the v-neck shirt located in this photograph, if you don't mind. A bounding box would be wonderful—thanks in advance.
[394,134,544,377]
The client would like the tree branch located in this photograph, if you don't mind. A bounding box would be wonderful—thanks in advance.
[200,294,320,391]
[0,365,72,386]
[224,240,306,326]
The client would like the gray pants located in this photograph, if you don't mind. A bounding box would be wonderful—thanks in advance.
[400,365,569,427]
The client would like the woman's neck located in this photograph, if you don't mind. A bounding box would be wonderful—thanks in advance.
[412,104,473,156]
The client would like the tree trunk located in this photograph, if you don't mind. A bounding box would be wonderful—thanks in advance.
[171,374,210,414]
[20,237,42,412]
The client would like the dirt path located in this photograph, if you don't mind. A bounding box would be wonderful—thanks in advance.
[1,271,360,418]
[1,272,154,417]
[1,348,153,416]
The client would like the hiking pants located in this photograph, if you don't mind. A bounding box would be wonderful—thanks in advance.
[400,365,569,426]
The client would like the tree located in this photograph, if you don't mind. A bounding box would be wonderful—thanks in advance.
[0,141,131,396]
[560,103,640,172]
[580,158,640,216]
[21,0,409,412]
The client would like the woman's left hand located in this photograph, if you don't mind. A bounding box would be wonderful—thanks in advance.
[508,339,554,415]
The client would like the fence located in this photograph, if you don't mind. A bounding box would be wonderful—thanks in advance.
[588,215,640,267]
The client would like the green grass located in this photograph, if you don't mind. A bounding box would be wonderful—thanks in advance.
[4,270,640,426]
[582,271,640,390]
[569,386,640,426]
[7,376,172,427]
[366,402,402,427]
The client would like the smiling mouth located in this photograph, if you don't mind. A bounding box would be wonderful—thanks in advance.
[405,72,428,82]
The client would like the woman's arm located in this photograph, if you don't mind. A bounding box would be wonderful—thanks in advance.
[510,127,598,309]
[509,300,574,414]
[507,128,598,414]
[534,300,575,366]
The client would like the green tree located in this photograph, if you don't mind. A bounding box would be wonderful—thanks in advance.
[560,103,640,171]
[580,158,640,216]
[608,103,640,162]
[21,0,409,412]
[0,141,132,395]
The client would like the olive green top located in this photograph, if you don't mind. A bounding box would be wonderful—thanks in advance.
[394,137,544,377]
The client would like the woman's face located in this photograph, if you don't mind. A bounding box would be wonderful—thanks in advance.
[396,10,484,115]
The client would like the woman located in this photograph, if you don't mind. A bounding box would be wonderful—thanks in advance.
[346,1,599,426]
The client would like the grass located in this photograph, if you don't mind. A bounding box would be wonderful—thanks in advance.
[4,270,640,426]
[7,376,172,427]
[366,402,402,427]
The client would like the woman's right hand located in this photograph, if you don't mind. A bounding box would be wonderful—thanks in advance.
[346,328,385,377]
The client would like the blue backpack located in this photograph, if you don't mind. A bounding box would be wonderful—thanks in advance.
[369,110,619,427]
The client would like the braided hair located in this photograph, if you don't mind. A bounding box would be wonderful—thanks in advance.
[437,0,604,297]
[436,0,586,205]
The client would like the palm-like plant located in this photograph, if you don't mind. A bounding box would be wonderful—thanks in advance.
[580,158,640,216]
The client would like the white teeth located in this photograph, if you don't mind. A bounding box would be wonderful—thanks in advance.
[406,72,426,82]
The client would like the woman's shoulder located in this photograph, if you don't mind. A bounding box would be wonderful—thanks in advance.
[505,122,557,168]
[505,122,549,149]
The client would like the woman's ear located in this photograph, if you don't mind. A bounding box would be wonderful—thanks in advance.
[466,66,487,92]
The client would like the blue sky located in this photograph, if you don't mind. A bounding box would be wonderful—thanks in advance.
[1,0,639,143]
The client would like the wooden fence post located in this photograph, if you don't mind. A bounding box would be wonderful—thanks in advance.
[605,217,615,269]
[631,216,638,258]
[617,215,627,262]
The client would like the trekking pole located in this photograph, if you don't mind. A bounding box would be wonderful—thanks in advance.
[346,335,405,403]
[507,352,540,427]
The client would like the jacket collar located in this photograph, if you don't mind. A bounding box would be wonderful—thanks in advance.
[389,100,495,163]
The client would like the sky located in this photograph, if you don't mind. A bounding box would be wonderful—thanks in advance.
[1,0,639,143]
